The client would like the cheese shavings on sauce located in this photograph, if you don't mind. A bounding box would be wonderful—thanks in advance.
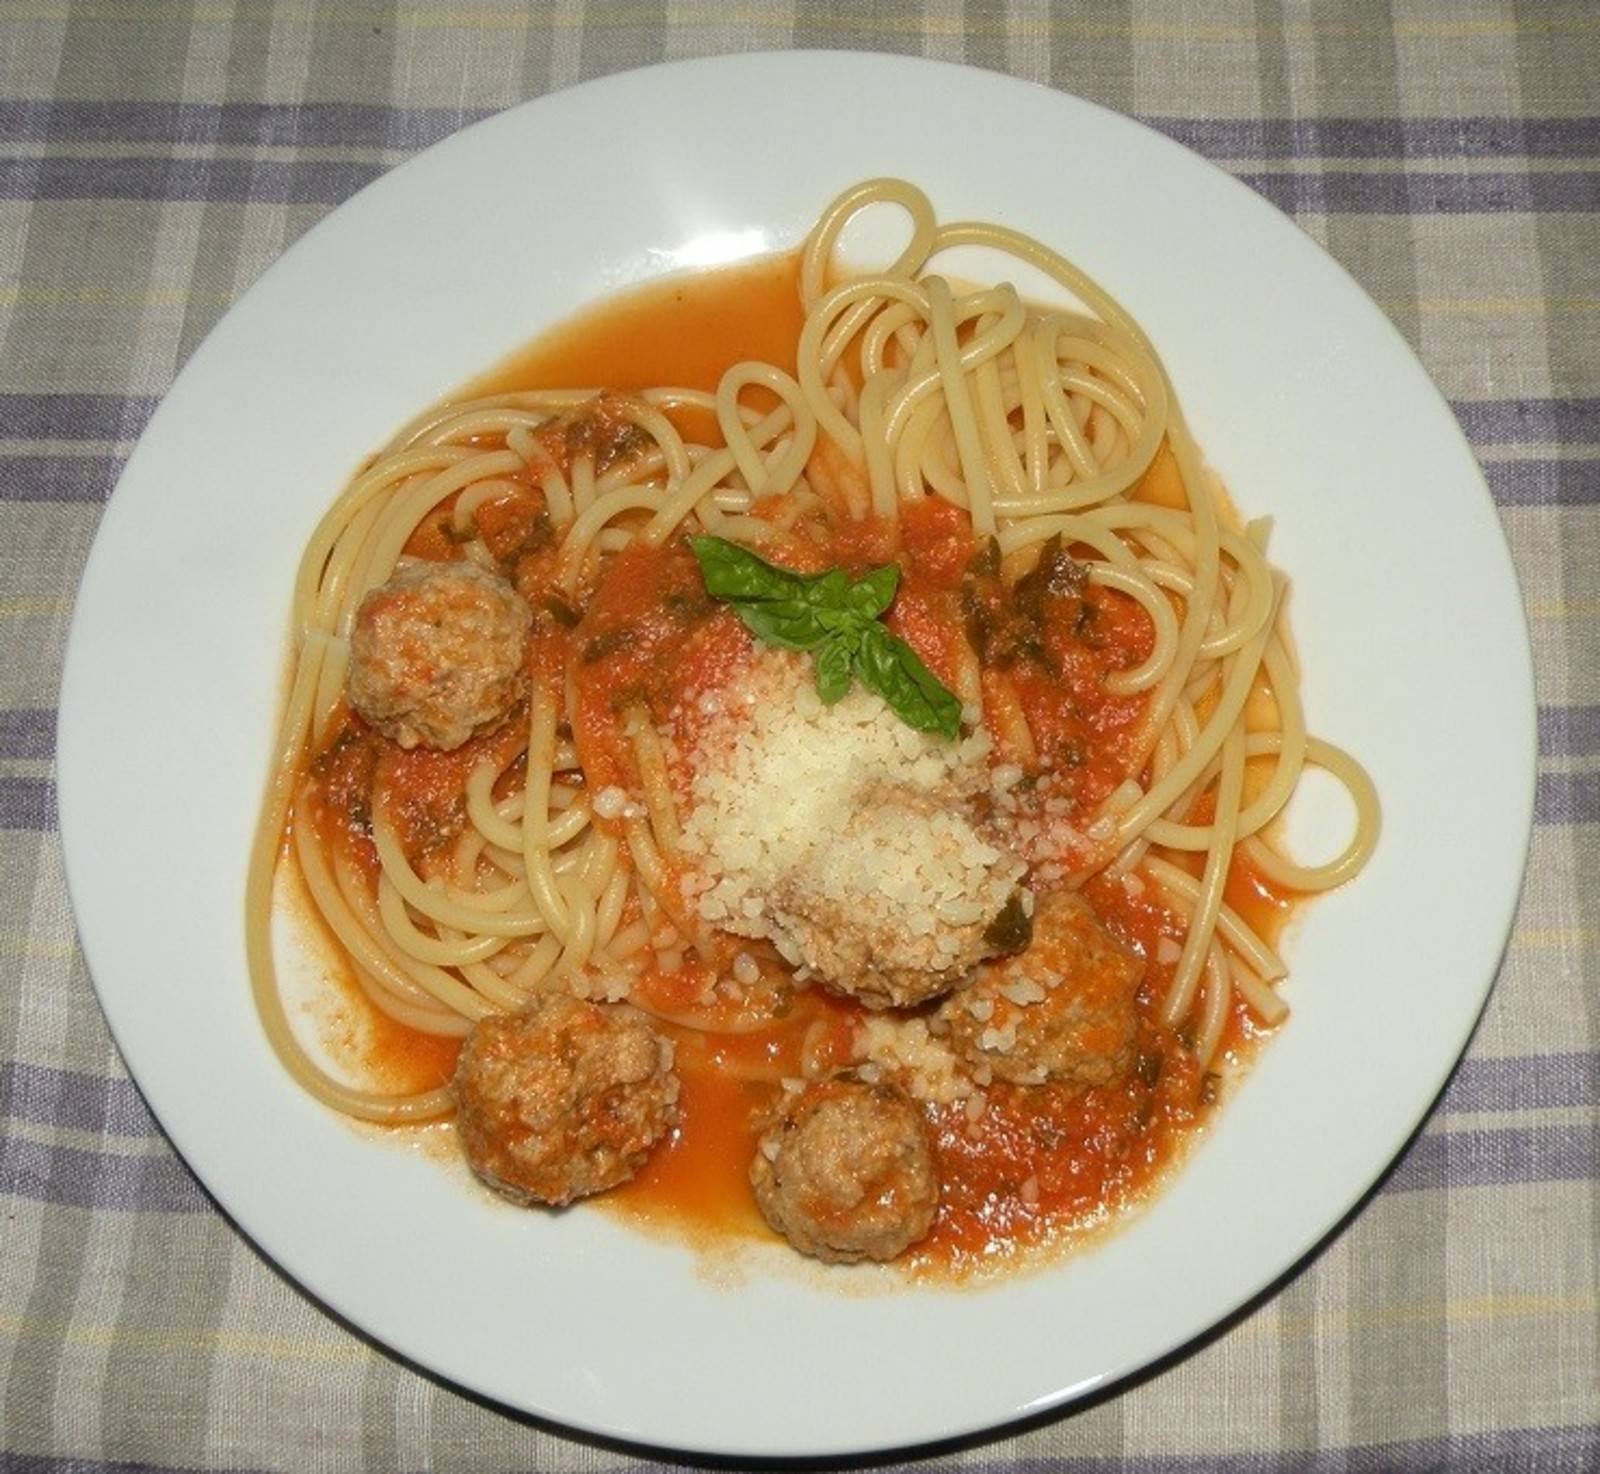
[676,650,1027,1010]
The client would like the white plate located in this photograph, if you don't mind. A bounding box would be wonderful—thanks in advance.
[58,53,1535,1457]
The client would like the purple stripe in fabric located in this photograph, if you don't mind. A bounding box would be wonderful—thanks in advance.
[3,1053,1588,1150]
[0,1062,155,1138]
[1452,398,1600,444]
[884,1426,1600,1472]
[0,454,124,503]
[1536,772,1600,826]
[0,154,383,203]
[2,101,1598,161]
[0,777,55,830]
[1,1419,1599,1472]
[0,394,157,441]
[0,1459,270,1474]
[0,1125,1590,1214]
[1441,1052,1600,1113]
[1148,114,1600,161]
[1,152,1595,213]
[5,772,1587,839]
[1483,458,1600,506]
[882,1426,1599,1472]
[0,1135,209,1214]
[4,454,1596,509]
[1238,169,1600,214]
[0,709,55,760]
[1539,707,1600,758]
[0,98,483,150]
[5,395,1596,447]
[2,1114,1592,1217]
[9,777,1586,839]
[1383,1122,1598,1194]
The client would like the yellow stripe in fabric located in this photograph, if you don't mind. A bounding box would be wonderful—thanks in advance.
[1252,1292,1600,1340]
[1508,926,1600,950]
[0,1313,378,1364]
[0,931,78,959]
[1527,599,1600,619]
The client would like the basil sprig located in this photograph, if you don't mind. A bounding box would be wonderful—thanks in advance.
[689,536,962,739]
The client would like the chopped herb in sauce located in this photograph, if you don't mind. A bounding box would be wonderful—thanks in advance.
[982,890,1035,953]
[1013,533,1088,618]
[582,625,635,663]
[959,530,1092,676]
[540,595,581,628]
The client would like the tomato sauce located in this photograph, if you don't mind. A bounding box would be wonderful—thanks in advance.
[472,252,807,443]
[294,252,1306,1277]
[277,837,464,1094]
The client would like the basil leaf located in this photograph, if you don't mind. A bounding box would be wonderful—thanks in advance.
[691,536,848,611]
[807,568,850,608]
[845,562,899,619]
[689,533,962,741]
[853,623,963,738]
[815,631,857,704]
[732,598,833,651]
[690,535,809,603]
[692,537,841,649]
[812,606,864,635]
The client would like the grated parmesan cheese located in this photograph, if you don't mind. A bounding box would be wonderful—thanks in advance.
[731,951,761,987]
[677,651,1023,1007]
[854,1015,976,1104]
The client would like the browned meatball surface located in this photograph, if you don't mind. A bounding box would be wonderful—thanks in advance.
[752,794,1026,1012]
[454,993,678,1207]
[347,557,531,750]
[942,890,1142,1088]
[750,1077,938,1264]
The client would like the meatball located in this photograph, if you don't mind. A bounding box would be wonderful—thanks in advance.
[347,557,531,750]
[750,1077,938,1264]
[453,992,678,1207]
[942,890,1142,1088]
[766,795,1026,1010]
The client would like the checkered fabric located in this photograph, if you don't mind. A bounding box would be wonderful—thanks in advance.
[1,3,1596,1469]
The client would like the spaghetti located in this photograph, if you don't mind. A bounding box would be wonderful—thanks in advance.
[246,179,1379,1252]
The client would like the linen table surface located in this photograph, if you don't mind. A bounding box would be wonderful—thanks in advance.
[1,2,1595,1470]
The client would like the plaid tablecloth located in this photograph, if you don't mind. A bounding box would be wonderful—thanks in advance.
[2,3,1596,1470]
